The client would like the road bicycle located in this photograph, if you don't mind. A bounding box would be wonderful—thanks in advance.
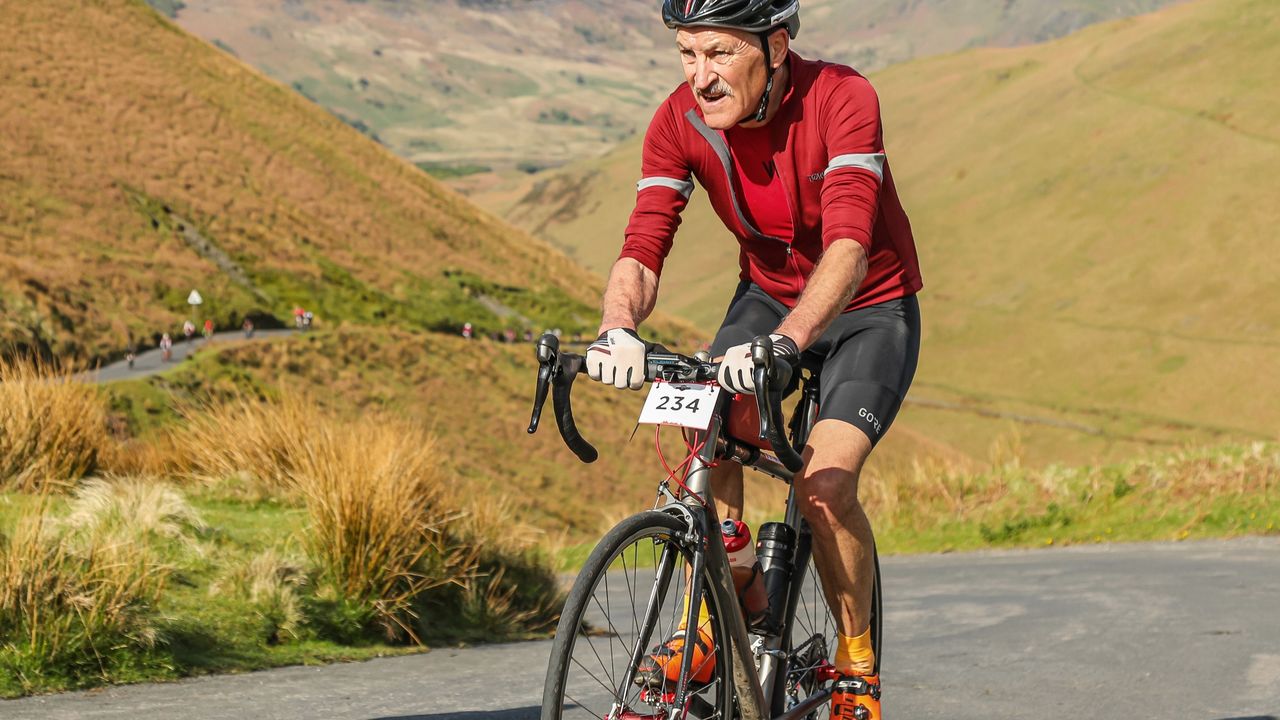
[529,333,881,720]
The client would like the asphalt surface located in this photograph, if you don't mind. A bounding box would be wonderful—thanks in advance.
[81,329,299,383]
[4,537,1278,719]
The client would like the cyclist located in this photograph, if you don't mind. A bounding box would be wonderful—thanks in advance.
[584,1,922,718]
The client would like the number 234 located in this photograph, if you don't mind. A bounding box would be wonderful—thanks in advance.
[654,396,700,413]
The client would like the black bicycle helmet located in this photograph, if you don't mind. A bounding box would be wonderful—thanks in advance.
[662,0,800,39]
[661,0,800,123]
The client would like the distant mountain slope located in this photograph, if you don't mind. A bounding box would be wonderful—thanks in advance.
[494,0,1280,464]
[160,0,1183,173]
[0,0,654,361]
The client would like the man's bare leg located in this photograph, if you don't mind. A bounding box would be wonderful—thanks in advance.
[707,460,744,523]
[793,419,876,661]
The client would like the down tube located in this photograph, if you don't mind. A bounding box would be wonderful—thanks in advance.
[683,414,768,720]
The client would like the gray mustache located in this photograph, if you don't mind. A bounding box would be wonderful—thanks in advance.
[697,81,733,100]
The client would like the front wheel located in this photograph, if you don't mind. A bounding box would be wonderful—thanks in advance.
[542,510,736,720]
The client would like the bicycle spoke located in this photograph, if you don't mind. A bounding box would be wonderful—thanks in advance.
[589,591,633,663]
[563,690,606,720]
[604,570,615,682]
[622,543,639,651]
[580,631,615,695]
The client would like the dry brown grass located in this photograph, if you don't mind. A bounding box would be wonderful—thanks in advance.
[861,440,1280,549]
[163,394,503,641]
[292,414,473,642]
[165,394,314,501]
[0,495,170,689]
[0,0,609,362]
[0,355,114,493]
[60,477,206,547]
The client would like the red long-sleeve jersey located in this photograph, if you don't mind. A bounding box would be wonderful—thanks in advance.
[620,52,922,312]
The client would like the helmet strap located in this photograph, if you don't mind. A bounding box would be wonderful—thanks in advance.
[749,30,775,124]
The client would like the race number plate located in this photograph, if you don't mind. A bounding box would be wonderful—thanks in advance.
[638,381,721,430]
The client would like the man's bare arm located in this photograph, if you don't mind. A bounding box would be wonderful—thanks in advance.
[774,238,868,349]
[598,257,660,334]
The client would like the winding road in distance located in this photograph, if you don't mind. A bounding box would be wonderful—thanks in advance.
[81,328,297,384]
[4,537,1278,719]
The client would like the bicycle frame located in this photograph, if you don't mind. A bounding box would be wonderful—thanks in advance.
[660,372,829,720]
[528,334,877,720]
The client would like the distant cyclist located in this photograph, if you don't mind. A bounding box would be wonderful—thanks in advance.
[584,2,922,718]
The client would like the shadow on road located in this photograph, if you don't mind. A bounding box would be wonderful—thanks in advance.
[375,709,539,720]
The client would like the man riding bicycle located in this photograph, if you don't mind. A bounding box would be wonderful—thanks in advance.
[584,1,922,718]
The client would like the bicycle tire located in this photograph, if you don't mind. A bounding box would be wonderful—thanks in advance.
[542,510,736,720]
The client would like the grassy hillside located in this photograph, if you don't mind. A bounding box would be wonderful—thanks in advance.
[491,0,1280,465]
[0,0,694,363]
[161,0,1182,177]
[0,0,714,529]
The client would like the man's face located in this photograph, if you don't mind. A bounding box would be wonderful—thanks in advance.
[676,27,767,130]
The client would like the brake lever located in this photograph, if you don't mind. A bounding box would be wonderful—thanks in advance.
[527,333,560,434]
[527,332,598,463]
[551,354,597,463]
[750,336,803,472]
[751,338,775,443]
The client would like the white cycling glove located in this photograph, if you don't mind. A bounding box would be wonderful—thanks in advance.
[586,328,647,390]
[717,334,799,395]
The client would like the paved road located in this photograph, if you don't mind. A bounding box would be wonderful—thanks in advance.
[82,329,296,383]
[4,537,1278,719]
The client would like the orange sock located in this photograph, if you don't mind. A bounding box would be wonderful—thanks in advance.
[834,627,876,676]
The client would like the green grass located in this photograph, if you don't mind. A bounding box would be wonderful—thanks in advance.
[868,442,1280,554]
[0,491,425,698]
[415,161,492,179]
[0,474,561,697]
[550,442,1280,570]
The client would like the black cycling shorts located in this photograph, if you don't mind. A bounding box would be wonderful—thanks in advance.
[710,281,921,446]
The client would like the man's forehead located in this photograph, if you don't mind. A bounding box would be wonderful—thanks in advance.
[675,27,753,50]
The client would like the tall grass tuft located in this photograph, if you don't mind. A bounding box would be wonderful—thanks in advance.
[0,499,170,692]
[61,477,207,546]
[212,549,307,645]
[165,395,314,501]
[291,417,474,642]
[168,396,490,641]
[0,355,114,492]
[446,496,561,637]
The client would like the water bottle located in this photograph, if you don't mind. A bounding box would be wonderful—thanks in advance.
[755,521,797,635]
[721,519,768,623]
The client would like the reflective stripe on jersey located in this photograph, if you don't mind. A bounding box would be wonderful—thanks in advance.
[637,176,695,197]
[684,108,777,243]
[825,153,885,181]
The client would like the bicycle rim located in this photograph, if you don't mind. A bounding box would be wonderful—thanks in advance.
[542,511,735,720]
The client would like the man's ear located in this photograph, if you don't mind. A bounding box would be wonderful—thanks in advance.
[768,28,789,69]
